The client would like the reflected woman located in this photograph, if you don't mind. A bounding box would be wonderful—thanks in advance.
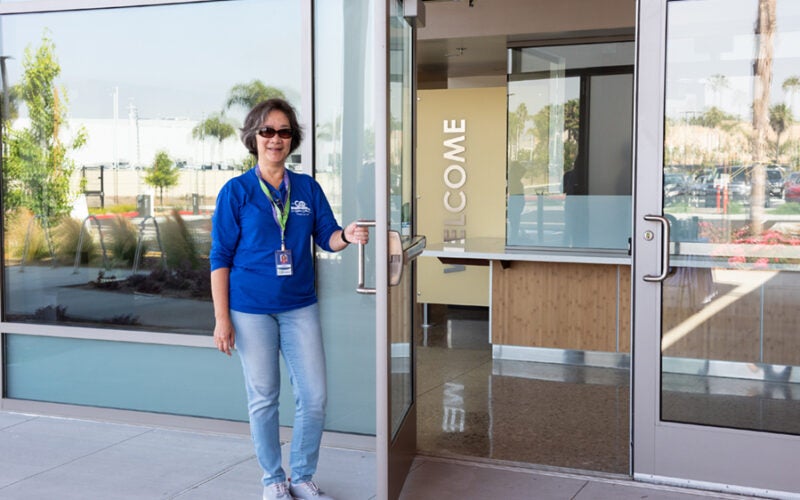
[210,98,368,500]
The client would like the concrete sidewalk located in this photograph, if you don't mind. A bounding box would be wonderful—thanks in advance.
[0,410,751,499]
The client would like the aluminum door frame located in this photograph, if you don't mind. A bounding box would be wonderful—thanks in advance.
[632,0,800,497]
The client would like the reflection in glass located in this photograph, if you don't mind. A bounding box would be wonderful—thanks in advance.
[507,43,633,250]
[662,0,800,435]
[1,0,301,335]
[313,0,377,434]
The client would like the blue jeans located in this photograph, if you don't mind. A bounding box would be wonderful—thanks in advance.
[231,303,327,487]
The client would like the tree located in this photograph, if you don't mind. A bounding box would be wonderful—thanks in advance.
[508,103,530,160]
[750,0,776,234]
[144,150,180,205]
[226,80,285,112]
[192,113,236,164]
[707,74,729,107]
[530,99,580,173]
[782,75,800,118]
[769,103,792,162]
[3,35,86,218]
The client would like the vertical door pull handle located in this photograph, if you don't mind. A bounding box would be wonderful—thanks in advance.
[356,220,377,294]
[643,214,670,282]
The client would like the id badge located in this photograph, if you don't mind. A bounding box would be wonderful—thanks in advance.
[275,249,293,276]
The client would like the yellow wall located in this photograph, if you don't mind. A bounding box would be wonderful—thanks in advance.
[416,87,507,306]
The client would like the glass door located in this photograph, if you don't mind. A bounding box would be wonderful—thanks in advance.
[634,0,800,495]
[375,1,421,499]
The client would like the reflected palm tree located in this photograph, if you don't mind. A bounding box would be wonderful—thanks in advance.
[750,0,777,234]
[782,76,800,118]
[192,113,236,165]
[225,80,286,112]
[769,103,792,162]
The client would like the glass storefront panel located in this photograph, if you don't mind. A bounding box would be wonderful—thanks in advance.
[5,334,248,420]
[507,42,633,251]
[662,0,800,435]
[1,0,301,335]
[314,0,376,435]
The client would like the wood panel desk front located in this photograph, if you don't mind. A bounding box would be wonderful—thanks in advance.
[422,238,631,354]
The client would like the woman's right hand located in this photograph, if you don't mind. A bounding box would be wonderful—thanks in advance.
[214,317,236,356]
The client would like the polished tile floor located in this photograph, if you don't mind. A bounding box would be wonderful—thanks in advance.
[416,305,630,474]
[415,304,800,481]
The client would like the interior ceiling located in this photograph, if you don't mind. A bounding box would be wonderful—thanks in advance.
[417,35,508,80]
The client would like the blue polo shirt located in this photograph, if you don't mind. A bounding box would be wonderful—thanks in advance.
[210,167,342,314]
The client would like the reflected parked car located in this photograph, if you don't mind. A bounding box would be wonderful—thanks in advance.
[690,173,717,207]
[713,166,751,204]
[766,167,785,198]
[784,172,800,202]
[664,172,690,199]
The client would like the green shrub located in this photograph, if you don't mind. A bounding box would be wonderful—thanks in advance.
[53,217,100,265]
[4,208,54,262]
[107,215,141,267]
[161,209,199,269]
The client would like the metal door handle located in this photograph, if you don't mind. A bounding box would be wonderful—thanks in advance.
[356,220,377,294]
[354,222,427,293]
[643,214,670,282]
[388,234,427,286]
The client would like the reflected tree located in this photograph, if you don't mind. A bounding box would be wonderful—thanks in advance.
[751,0,776,233]
[769,103,792,162]
[782,76,800,118]
[508,103,530,161]
[226,80,286,112]
[530,99,579,173]
[3,35,86,218]
[707,74,729,107]
[144,150,180,205]
[192,112,236,164]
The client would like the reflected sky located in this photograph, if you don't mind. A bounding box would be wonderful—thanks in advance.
[666,0,800,120]
[0,0,301,120]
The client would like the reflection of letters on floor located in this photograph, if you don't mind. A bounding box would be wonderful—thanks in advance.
[442,382,465,432]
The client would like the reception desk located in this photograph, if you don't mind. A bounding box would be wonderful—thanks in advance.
[421,238,632,363]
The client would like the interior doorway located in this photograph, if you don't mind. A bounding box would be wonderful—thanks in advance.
[415,32,634,476]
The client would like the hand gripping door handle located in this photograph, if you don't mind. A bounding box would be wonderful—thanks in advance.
[643,214,671,283]
[356,220,377,295]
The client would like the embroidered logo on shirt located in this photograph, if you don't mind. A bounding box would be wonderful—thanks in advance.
[291,200,312,216]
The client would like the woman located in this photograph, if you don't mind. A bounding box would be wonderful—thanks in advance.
[210,98,368,500]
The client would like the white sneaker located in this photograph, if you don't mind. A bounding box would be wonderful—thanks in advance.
[263,481,293,500]
[289,479,335,499]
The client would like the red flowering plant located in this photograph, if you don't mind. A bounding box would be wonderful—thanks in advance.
[710,225,800,268]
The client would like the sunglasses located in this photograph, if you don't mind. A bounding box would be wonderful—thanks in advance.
[257,127,293,139]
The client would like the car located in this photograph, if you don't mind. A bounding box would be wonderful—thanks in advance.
[664,172,690,199]
[690,172,717,207]
[766,167,785,198]
[784,172,800,203]
[713,166,751,204]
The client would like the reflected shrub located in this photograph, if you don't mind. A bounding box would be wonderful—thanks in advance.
[90,261,210,300]
[53,217,100,265]
[32,305,68,322]
[4,208,54,263]
[161,209,200,269]
[107,215,140,267]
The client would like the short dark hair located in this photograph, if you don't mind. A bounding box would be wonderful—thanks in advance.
[240,98,304,156]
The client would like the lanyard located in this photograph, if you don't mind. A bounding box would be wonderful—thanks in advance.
[257,169,291,250]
